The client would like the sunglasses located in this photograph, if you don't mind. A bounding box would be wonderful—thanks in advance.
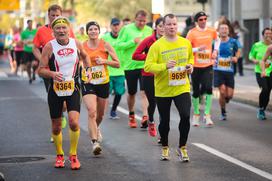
[198,18,207,22]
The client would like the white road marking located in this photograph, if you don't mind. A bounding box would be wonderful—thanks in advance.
[193,143,272,181]
[117,106,142,120]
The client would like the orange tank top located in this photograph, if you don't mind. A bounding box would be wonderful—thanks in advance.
[82,39,110,84]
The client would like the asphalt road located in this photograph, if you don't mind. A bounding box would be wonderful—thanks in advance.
[0,66,272,181]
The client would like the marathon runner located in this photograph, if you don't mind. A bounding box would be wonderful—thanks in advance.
[38,16,90,170]
[145,14,193,162]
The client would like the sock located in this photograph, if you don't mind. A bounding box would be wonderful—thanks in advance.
[111,94,122,112]
[129,111,135,115]
[192,97,200,115]
[204,94,213,115]
[69,128,80,156]
[92,139,97,144]
[52,132,64,155]
[221,107,226,115]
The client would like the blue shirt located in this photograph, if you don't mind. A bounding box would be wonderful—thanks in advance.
[213,38,239,73]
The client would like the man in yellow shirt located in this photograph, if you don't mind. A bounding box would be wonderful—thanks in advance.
[145,14,194,162]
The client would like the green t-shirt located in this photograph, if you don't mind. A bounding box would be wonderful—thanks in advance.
[145,36,194,97]
[249,41,272,75]
[21,28,37,52]
[101,32,124,76]
[116,23,153,70]
[75,33,88,43]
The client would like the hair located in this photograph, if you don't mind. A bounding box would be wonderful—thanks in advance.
[135,10,148,18]
[86,21,100,34]
[27,19,32,24]
[123,18,130,22]
[163,14,176,24]
[48,4,62,13]
[262,27,271,36]
[155,17,163,27]
[217,16,235,37]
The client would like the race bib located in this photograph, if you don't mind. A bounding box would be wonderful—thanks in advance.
[217,57,231,71]
[53,79,75,97]
[196,50,210,64]
[90,65,106,85]
[168,66,187,86]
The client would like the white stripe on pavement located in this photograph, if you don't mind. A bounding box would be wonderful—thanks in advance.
[117,106,142,120]
[193,143,272,181]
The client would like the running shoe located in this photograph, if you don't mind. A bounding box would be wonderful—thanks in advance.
[204,115,214,126]
[192,114,200,127]
[69,155,81,170]
[161,146,170,161]
[141,115,148,128]
[157,137,162,145]
[176,146,190,162]
[129,114,137,128]
[92,142,102,155]
[220,113,227,121]
[97,128,103,143]
[257,109,266,120]
[148,122,157,137]
[55,155,65,168]
[110,111,120,119]
[61,116,67,129]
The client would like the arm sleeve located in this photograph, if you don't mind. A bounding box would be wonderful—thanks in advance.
[144,44,166,74]
[132,38,149,61]
[248,43,257,60]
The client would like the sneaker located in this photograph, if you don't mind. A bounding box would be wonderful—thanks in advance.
[55,155,65,168]
[161,146,170,161]
[50,136,54,143]
[192,115,200,127]
[110,110,120,119]
[69,155,81,170]
[220,113,227,121]
[204,115,214,126]
[61,116,67,129]
[148,122,157,137]
[97,128,103,143]
[257,109,266,120]
[129,114,137,128]
[140,115,148,128]
[157,137,162,145]
[176,146,190,162]
[92,142,102,155]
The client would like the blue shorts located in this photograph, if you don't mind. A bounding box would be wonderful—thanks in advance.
[109,76,126,95]
[213,70,235,88]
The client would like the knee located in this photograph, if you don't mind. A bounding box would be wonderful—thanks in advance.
[69,117,79,131]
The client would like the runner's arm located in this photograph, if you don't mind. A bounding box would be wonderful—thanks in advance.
[261,45,272,77]
[102,42,120,68]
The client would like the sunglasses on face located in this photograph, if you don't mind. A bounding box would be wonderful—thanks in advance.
[198,18,207,22]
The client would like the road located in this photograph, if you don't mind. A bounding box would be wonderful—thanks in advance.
[0,61,272,181]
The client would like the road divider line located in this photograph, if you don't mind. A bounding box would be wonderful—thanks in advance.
[193,143,272,181]
[117,106,142,120]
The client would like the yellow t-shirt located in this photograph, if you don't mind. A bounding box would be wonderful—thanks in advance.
[144,36,194,97]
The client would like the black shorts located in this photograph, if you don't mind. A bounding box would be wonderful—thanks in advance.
[213,70,235,88]
[48,83,81,119]
[0,45,3,55]
[81,82,110,99]
[124,69,144,95]
[15,51,24,66]
[191,66,213,96]
[22,52,35,64]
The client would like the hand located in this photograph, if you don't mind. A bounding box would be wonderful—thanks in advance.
[186,64,193,74]
[199,45,207,51]
[134,37,141,44]
[261,71,266,78]
[52,72,64,82]
[95,57,106,65]
[166,60,176,69]
[231,56,238,63]
[211,50,218,59]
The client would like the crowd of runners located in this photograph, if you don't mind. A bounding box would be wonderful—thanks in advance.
[1,3,272,170]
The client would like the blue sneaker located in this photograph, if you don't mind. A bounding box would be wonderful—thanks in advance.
[220,113,227,121]
[110,111,120,120]
[257,109,266,120]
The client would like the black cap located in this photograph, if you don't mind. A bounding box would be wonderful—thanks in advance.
[111,18,120,25]
[194,11,207,22]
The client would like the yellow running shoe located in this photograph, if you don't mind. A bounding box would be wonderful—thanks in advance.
[176,146,190,162]
[160,146,170,161]
[61,116,67,129]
